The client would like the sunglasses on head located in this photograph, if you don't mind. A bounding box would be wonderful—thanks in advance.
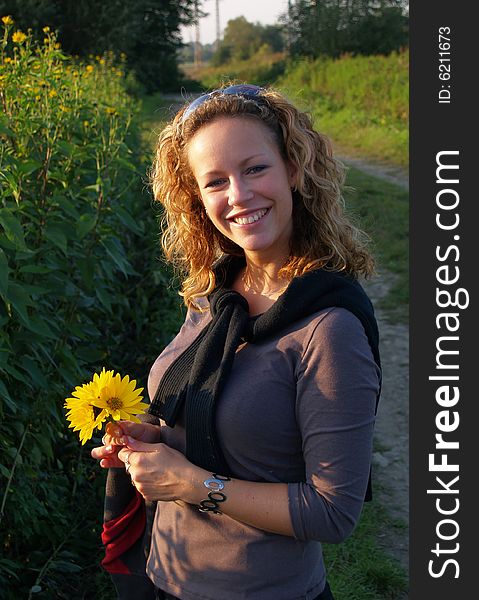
[182,84,265,120]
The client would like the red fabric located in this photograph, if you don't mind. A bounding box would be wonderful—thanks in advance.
[101,490,146,574]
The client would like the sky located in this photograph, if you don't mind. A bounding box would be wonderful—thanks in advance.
[181,0,289,46]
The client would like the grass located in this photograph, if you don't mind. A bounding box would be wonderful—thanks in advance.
[343,167,409,323]
[324,495,408,599]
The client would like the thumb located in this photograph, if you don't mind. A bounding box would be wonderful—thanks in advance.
[124,436,162,453]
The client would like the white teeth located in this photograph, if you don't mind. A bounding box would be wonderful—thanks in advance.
[233,208,267,225]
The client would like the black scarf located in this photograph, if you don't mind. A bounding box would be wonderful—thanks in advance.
[149,255,381,499]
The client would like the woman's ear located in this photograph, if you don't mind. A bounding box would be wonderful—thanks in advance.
[287,161,298,191]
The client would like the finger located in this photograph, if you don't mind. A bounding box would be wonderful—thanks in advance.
[100,456,124,469]
[123,436,163,453]
[91,445,116,460]
[117,447,133,465]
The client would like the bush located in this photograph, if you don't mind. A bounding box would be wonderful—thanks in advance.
[0,19,181,597]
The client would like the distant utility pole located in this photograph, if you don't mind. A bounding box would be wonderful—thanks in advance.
[194,0,202,67]
[215,0,222,49]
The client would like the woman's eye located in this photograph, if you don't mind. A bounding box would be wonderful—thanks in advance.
[205,178,226,188]
[247,165,266,175]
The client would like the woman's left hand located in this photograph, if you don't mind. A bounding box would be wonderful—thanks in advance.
[117,437,205,503]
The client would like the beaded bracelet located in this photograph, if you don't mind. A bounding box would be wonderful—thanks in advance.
[198,473,231,514]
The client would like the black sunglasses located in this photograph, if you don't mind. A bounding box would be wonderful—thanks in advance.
[182,84,265,120]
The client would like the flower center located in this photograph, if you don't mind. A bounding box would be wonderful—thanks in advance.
[107,396,123,411]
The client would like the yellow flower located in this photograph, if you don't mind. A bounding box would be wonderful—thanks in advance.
[4,57,12,64]
[43,26,50,33]
[48,89,57,97]
[86,64,94,73]
[99,58,105,65]
[83,120,90,127]
[55,42,61,49]
[65,381,108,445]
[2,16,14,26]
[12,31,27,44]
[105,107,117,115]
[64,368,147,444]
[90,369,147,422]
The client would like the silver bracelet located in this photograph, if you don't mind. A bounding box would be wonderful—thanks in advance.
[198,473,231,514]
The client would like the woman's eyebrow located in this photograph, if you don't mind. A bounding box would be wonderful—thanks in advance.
[200,154,269,179]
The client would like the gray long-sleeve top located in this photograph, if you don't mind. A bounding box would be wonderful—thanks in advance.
[146,305,380,600]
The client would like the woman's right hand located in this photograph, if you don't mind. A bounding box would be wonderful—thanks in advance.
[90,420,161,468]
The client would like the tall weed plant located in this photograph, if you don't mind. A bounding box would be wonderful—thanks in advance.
[0,19,180,597]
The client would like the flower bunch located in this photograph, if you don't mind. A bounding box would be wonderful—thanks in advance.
[64,368,147,444]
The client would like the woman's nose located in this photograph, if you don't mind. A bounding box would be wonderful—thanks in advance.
[228,177,253,205]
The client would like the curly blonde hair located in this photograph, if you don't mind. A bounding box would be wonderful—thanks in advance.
[150,85,375,310]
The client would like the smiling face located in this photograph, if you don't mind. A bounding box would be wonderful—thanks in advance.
[187,116,297,266]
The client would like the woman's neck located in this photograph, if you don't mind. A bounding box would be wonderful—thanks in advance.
[234,257,291,316]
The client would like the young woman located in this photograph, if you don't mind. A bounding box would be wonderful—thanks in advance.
[92,84,381,600]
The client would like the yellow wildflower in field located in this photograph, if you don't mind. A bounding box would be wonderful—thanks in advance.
[83,120,90,127]
[106,107,117,115]
[2,15,14,26]
[12,30,27,44]
[4,57,12,64]
[86,65,94,73]
[99,58,105,65]
[43,26,50,33]
[64,368,147,444]
[49,89,57,97]
[55,42,61,49]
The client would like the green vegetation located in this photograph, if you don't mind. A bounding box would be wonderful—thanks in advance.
[324,494,408,599]
[344,168,409,322]
[278,50,409,167]
[284,0,408,59]
[0,23,181,598]
[0,0,197,91]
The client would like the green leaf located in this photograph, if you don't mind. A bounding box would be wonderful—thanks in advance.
[116,206,143,234]
[0,171,21,203]
[0,380,17,413]
[21,357,49,388]
[44,222,68,254]
[77,213,97,239]
[19,265,53,274]
[101,236,133,276]
[0,210,27,250]
[0,248,9,295]
[5,282,33,323]
[95,286,112,312]
[75,347,106,362]
[51,560,82,573]
[17,159,43,177]
[31,432,53,460]
[23,315,58,339]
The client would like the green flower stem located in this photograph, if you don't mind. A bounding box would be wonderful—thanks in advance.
[0,424,29,526]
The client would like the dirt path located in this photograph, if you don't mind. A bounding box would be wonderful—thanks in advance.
[338,153,409,190]
[362,272,409,578]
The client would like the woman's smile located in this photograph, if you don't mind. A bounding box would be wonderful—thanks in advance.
[228,207,270,226]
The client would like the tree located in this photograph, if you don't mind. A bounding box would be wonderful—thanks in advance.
[282,0,408,58]
[0,0,198,91]
[211,17,285,66]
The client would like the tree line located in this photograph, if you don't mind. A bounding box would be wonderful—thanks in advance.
[190,0,408,67]
[0,0,408,101]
